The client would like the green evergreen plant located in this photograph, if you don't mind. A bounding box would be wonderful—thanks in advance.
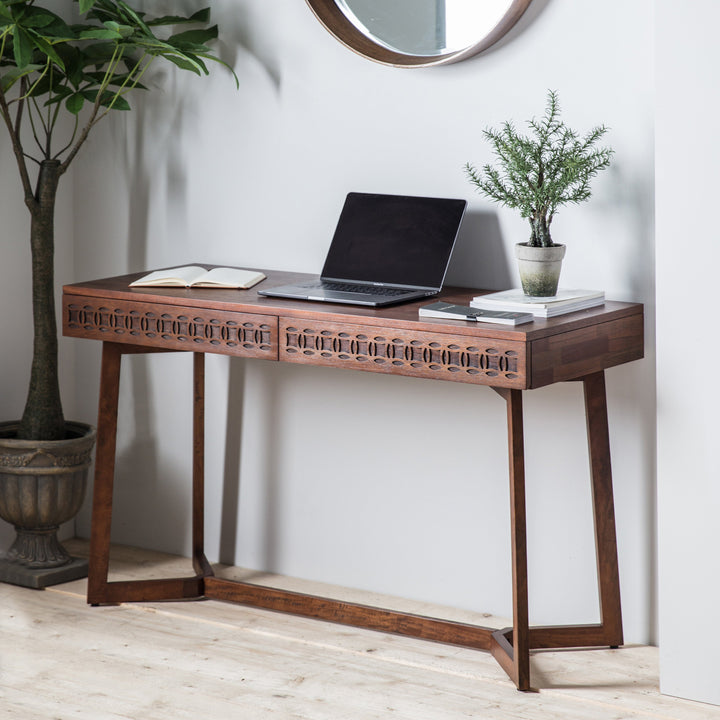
[0,0,236,441]
[465,90,613,248]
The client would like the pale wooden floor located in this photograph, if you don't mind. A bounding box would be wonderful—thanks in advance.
[1,540,718,720]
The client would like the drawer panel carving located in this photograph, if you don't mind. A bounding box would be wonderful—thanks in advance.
[64,298,277,359]
[280,318,526,387]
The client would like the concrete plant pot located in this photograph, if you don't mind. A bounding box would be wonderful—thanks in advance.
[515,242,566,297]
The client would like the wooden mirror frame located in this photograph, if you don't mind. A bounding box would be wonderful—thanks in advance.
[305,0,533,68]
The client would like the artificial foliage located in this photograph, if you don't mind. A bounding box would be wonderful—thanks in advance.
[465,90,613,248]
[0,0,236,441]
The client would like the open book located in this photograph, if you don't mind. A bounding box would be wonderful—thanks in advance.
[129,265,266,289]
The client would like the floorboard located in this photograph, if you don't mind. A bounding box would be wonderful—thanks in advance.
[1,540,717,720]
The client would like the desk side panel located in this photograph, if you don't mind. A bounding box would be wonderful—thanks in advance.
[63,296,278,359]
[279,318,527,388]
[529,313,644,388]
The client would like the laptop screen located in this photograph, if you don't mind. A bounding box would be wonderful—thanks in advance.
[321,193,467,289]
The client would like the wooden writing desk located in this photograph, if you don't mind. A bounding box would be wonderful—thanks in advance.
[62,268,644,691]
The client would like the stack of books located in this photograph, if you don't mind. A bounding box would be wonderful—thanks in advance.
[470,288,605,318]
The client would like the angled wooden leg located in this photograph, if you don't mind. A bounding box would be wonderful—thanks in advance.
[192,352,212,578]
[87,345,205,604]
[583,371,623,647]
[512,372,625,655]
[87,342,122,605]
[491,388,531,691]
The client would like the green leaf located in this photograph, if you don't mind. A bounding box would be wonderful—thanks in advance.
[147,8,211,27]
[29,32,66,71]
[116,1,151,35]
[42,84,74,104]
[98,20,131,37]
[35,18,75,42]
[27,74,52,97]
[21,9,56,29]
[54,45,83,86]
[78,27,122,40]
[81,41,120,62]
[84,70,146,90]
[100,91,130,110]
[161,51,202,75]
[79,0,98,14]
[178,51,208,74]
[12,24,32,68]
[0,62,43,92]
[78,86,130,111]
[0,4,13,22]
[168,26,218,47]
[65,92,85,114]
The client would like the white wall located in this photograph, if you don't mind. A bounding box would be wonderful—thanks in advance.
[69,0,657,648]
[5,0,720,706]
[66,0,655,642]
[656,1,720,707]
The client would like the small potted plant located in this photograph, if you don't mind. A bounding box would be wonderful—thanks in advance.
[0,0,235,587]
[465,90,613,296]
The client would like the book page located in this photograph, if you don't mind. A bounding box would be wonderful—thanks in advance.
[191,267,265,288]
[129,266,207,287]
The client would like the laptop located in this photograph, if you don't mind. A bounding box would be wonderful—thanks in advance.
[258,192,467,307]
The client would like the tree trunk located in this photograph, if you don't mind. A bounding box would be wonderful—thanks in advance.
[17,160,65,441]
[530,214,553,247]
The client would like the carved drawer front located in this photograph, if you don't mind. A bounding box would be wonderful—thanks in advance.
[280,318,526,387]
[64,298,277,359]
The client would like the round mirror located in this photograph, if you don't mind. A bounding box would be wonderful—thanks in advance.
[305,0,533,67]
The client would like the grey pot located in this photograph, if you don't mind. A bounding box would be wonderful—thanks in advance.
[515,243,566,297]
[0,421,96,570]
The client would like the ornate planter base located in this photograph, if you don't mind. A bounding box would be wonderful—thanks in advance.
[0,421,95,589]
[0,554,88,589]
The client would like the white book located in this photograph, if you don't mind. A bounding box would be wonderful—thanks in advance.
[130,266,266,289]
[471,288,605,308]
[470,288,605,318]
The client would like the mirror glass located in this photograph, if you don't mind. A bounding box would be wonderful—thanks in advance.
[335,0,519,57]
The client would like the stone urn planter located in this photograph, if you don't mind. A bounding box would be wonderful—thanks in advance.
[0,421,96,588]
[515,243,566,297]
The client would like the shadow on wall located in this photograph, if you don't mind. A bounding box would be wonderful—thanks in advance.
[106,67,196,548]
[220,359,246,566]
[445,211,513,290]
[219,358,284,569]
[98,9,279,555]
[213,2,281,87]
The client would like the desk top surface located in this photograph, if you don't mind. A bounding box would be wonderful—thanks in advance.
[64,266,643,344]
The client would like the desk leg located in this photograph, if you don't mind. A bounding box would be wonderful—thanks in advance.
[490,388,531,691]
[192,353,212,578]
[584,370,623,648]
[87,343,206,604]
[489,372,624,691]
[525,371,624,651]
[87,342,122,604]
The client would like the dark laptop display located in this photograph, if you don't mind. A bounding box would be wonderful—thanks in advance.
[259,192,467,307]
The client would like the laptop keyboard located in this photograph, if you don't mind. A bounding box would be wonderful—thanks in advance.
[309,282,413,297]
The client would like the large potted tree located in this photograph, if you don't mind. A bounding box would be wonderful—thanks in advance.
[465,90,613,296]
[0,0,235,587]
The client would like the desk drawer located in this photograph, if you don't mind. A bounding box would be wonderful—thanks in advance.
[280,318,526,388]
[64,297,277,359]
